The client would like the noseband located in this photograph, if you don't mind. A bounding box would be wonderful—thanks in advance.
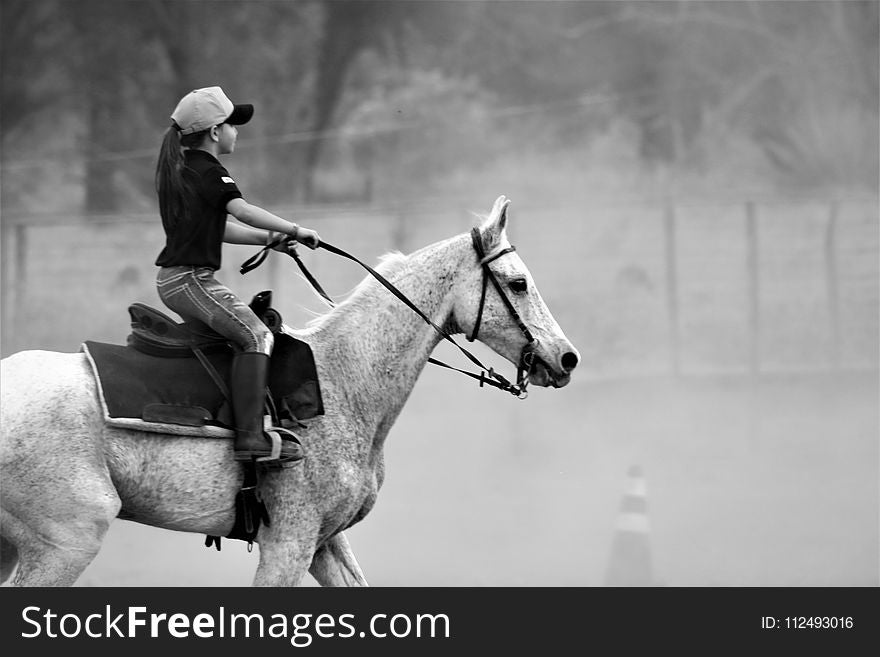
[467,228,538,396]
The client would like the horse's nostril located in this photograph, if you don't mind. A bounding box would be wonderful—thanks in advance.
[561,351,579,372]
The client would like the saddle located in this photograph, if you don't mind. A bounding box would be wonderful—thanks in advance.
[82,292,324,551]
[82,291,323,437]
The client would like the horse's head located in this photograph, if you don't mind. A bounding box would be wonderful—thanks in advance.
[453,195,579,389]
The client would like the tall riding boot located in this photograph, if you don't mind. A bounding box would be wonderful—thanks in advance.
[231,352,304,466]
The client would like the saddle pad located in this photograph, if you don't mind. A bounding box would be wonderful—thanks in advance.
[82,333,323,438]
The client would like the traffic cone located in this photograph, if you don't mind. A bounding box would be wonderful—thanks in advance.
[603,465,653,586]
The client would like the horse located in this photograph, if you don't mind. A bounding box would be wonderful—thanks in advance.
[0,195,579,586]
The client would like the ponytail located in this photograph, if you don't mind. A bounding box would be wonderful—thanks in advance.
[155,125,209,230]
[155,126,188,231]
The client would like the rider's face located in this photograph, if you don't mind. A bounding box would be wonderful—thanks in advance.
[216,123,238,155]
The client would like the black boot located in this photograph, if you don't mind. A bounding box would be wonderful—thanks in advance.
[231,352,304,467]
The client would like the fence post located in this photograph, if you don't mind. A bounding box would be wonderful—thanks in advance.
[745,201,760,376]
[1,221,27,356]
[0,219,11,354]
[825,201,841,368]
[663,200,680,376]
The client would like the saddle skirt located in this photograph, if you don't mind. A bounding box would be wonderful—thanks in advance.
[82,300,323,438]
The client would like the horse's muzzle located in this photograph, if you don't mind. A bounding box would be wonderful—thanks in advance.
[528,348,578,388]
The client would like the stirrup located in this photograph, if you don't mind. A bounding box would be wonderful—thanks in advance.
[234,414,305,469]
[253,426,305,471]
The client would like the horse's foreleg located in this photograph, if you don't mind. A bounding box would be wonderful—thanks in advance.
[309,532,368,587]
[252,536,317,587]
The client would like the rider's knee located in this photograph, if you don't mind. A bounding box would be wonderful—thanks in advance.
[249,328,274,356]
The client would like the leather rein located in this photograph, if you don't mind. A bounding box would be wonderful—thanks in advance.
[240,229,537,398]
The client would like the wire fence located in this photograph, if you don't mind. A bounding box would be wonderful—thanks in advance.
[2,196,877,379]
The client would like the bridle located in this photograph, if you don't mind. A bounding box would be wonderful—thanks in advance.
[240,229,539,398]
[466,227,538,396]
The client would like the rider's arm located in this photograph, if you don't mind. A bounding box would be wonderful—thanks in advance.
[223,220,269,246]
[226,198,296,236]
[225,198,320,248]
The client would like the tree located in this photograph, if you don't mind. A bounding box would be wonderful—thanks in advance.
[0,0,76,139]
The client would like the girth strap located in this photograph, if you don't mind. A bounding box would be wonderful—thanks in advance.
[204,461,269,552]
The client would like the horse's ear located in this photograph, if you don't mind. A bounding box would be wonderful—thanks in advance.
[493,195,510,231]
[480,195,510,249]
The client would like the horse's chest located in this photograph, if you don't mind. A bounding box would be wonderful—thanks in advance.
[349,487,378,528]
[322,465,380,532]
[347,472,379,527]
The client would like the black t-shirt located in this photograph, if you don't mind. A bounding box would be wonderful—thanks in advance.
[155,150,243,270]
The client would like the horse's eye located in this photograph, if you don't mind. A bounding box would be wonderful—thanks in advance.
[510,278,528,294]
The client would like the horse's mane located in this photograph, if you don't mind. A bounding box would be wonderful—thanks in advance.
[303,250,408,330]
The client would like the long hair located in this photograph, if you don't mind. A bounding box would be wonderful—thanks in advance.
[154,125,208,230]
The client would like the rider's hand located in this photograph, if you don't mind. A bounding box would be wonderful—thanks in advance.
[293,227,321,250]
[268,231,296,253]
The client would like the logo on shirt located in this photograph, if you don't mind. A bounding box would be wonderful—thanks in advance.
[221,176,235,184]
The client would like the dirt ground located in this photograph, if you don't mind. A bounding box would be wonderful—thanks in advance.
[73,368,878,587]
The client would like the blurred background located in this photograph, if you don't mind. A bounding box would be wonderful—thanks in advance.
[1,0,877,586]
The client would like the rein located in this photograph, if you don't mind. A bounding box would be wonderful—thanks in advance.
[240,233,535,398]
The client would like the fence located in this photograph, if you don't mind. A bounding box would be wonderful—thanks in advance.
[1,197,877,378]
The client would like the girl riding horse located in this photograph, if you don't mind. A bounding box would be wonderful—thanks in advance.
[155,86,320,468]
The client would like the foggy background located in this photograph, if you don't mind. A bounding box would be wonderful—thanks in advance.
[1,0,877,586]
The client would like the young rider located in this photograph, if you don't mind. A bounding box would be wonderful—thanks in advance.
[154,86,320,468]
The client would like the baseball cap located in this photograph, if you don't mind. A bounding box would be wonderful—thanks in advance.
[170,86,254,135]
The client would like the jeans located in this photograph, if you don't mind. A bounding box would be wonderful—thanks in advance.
[156,266,273,355]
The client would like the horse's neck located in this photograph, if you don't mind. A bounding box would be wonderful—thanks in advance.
[306,236,465,437]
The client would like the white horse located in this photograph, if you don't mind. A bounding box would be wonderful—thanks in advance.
[0,196,579,586]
